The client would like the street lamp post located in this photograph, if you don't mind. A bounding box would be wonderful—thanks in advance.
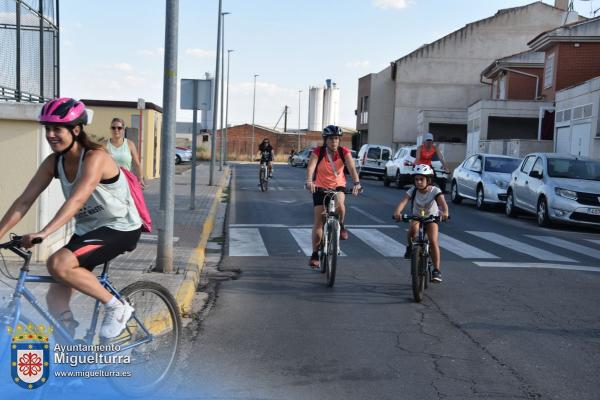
[209,0,223,186]
[297,89,302,150]
[251,74,258,160]
[225,49,234,164]
[219,11,230,171]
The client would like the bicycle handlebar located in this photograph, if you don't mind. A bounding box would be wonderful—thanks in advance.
[392,214,449,223]
[0,235,43,250]
[314,188,362,195]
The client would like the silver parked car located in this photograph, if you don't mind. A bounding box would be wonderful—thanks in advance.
[290,148,311,168]
[451,153,521,209]
[175,146,192,164]
[505,153,600,227]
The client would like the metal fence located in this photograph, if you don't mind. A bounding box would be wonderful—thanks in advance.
[0,0,59,102]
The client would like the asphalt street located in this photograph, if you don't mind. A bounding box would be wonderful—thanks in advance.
[181,164,600,400]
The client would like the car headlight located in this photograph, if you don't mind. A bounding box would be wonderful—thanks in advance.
[555,187,578,200]
[494,179,508,189]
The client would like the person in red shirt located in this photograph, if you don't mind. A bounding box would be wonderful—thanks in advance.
[305,125,361,268]
[415,132,448,169]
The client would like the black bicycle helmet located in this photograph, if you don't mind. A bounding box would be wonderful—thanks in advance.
[322,125,343,138]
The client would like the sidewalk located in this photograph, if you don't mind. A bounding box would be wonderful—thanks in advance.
[0,162,230,335]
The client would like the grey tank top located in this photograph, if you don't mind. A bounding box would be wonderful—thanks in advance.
[57,151,142,236]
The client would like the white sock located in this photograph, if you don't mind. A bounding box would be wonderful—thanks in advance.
[105,296,120,308]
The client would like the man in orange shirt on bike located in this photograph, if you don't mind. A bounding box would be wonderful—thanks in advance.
[305,125,361,269]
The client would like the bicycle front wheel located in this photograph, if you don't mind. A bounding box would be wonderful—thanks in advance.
[108,281,182,396]
[326,222,338,287]
[259,168,268,192]
[410,246,425,302]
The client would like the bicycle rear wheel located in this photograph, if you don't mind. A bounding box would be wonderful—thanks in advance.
[410,246,425,302]
[326,222,338,287]
[107,281,181,396]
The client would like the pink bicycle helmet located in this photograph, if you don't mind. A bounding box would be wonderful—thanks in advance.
[39,97,88,126]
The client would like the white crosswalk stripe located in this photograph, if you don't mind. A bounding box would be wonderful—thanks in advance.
[289,228,346,256]
[467,231,576,263]
[438,233,498,259]
[229,228,268,256]
[526,236,600,260]
[227,226,592,265]
[350,229,404,257]
[475,262,600,273]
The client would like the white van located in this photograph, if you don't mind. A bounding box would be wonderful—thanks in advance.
[357,144,392,179]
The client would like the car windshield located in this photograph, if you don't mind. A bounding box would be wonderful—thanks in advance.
[547,158,600,181]
[484,157,521,173]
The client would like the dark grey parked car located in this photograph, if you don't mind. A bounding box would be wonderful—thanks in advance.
[451,153,521,209]
[505,153,600,227]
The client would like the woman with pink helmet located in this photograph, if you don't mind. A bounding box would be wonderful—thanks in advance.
[0,97,142,340]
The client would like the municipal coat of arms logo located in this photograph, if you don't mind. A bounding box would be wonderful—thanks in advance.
[8,323,52,390]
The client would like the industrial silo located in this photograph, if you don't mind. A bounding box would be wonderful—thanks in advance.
[308,86,324,132]
[322,79,340,127]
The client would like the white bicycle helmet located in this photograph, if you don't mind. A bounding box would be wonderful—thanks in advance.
[412,164,434,176]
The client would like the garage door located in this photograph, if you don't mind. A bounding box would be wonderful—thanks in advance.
[571,123,591,157]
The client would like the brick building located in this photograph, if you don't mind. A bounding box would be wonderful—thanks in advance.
[216,124,354,160]
[528,16,600,101]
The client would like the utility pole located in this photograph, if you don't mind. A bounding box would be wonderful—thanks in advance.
[283,105,288,132]
[219,11,230,171]
[251,74,258,160]
[156,0,179,273]
[224,49,234,164]
[209,0,223,186]
[298,89,302,150]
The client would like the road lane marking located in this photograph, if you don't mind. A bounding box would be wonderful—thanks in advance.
[438,233,498,259]
[350,229,404,257]
[350,206,386,224]
[229,228,268,256]
[289,228,346,256]
[467,231,576,262]
[474,262,600,273]
[230,224,307,228]
[586,239,600,246]
[229,224,398,228]
[526,236,600,260]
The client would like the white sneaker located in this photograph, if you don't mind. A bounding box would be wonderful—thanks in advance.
[100,301,134,338]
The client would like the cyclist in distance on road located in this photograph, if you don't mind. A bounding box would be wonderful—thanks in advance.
[258,138,274,178]
[0,98,142,339]
[305,125,361,269]
[415,132,448,170]
[393,164,449,282]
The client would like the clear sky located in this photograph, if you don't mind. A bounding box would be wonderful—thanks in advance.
[60,0,594,130]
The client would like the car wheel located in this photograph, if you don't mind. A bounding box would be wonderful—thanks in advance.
[505,190,518,218]
[395,170,403,189]
[476,185,486,210]
[537,197,551,227]
[303,160,308,168]
[451,180,462,204]
[383,172,391,187]
[175,155,182,165]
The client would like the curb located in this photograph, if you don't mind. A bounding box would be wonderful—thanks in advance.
[175,167,231,316]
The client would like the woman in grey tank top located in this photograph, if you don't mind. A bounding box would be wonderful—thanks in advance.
[0,98,142,339]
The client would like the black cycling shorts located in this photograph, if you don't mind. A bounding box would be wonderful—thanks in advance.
[63,226,141,270]
[313,186,346,207]
[260,155,273,164]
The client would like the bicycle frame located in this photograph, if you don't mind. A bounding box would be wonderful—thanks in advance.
[1,244,152,355]
[320,190,342,257]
